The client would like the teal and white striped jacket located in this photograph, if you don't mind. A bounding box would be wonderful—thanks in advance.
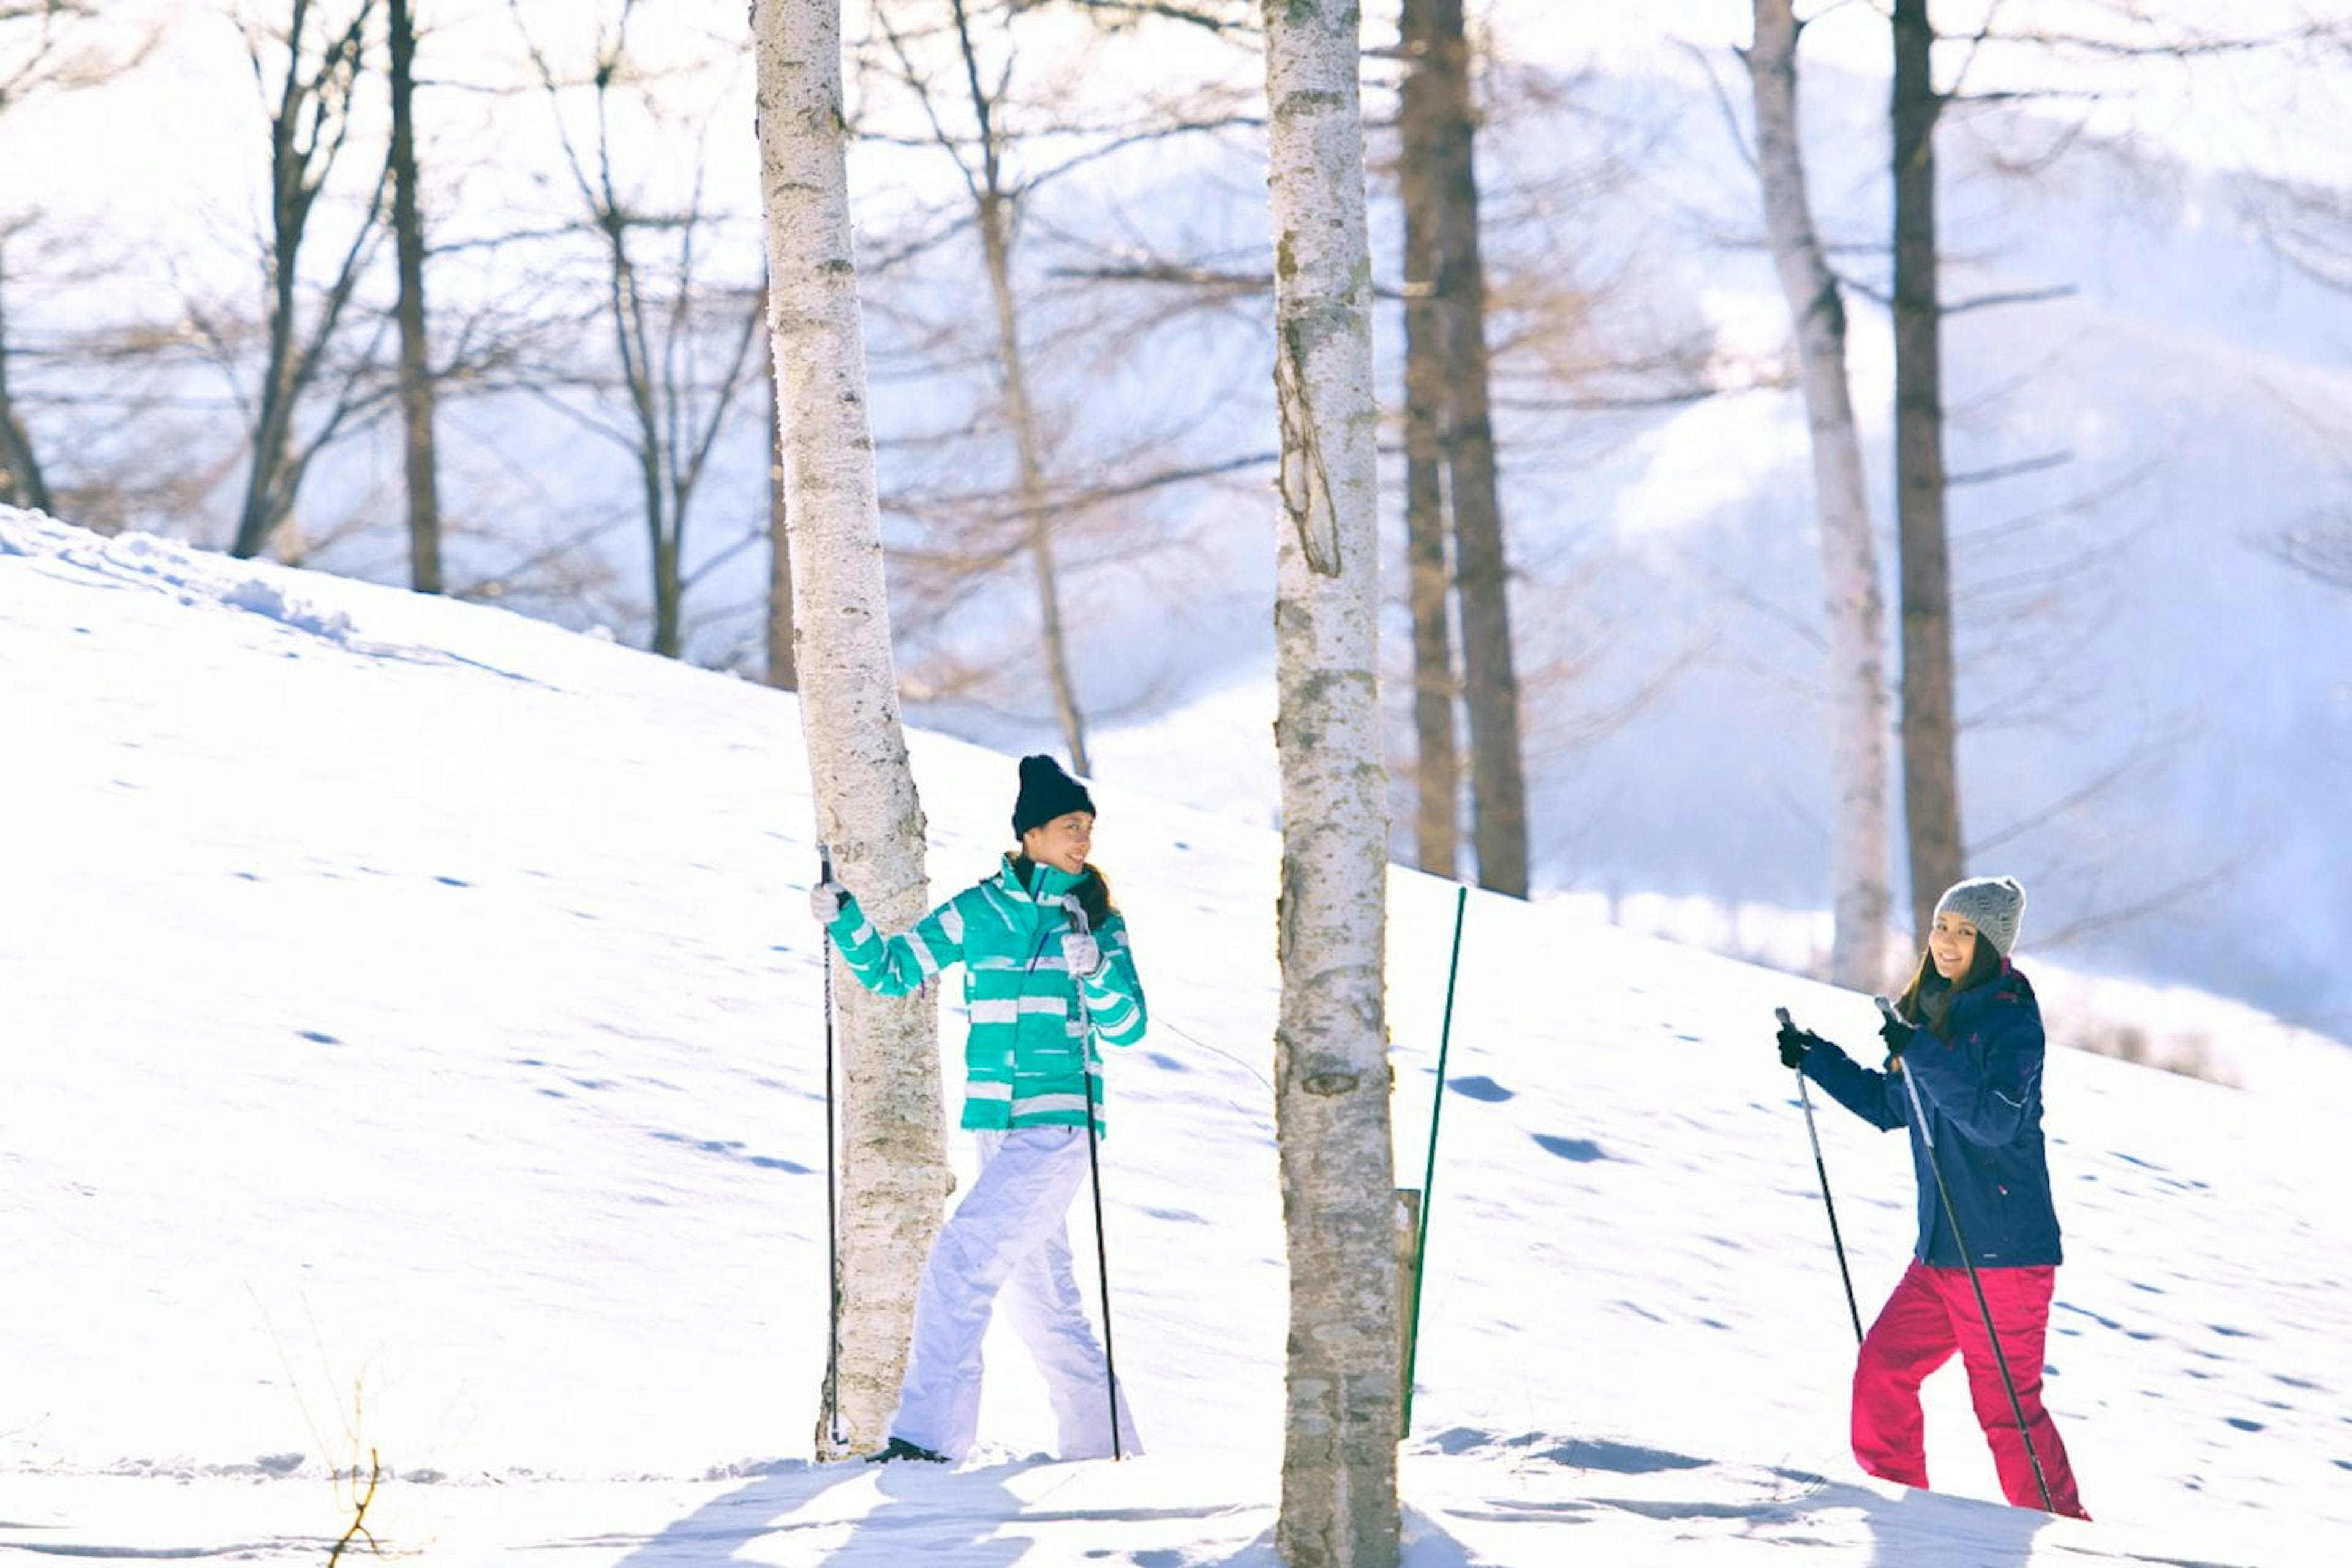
[825,856,1147,1134]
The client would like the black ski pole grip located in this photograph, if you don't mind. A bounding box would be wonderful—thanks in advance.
[1872,995,1900,1026]
[1774,1006,1793,1030]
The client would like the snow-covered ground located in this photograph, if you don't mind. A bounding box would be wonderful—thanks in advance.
[4,509,2348,1564]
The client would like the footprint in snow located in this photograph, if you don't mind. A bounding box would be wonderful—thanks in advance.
[1428,1426,1499,1455]
[1447,1075,1513,1102]
[1531,1133,1611,1163]
[650,1130,810,1174]
[1528,1438,1708,1475]
[2056,1300,2125,1332]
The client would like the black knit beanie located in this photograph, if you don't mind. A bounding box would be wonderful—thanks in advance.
[1011,754,1096,837]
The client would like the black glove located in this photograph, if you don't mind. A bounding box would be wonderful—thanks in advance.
[1776,1023,1813,1070]
[1877,1012,1920,1060]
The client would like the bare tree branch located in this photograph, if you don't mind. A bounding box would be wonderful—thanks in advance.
[1948,448,2071,488]
[1943,284,2076,315]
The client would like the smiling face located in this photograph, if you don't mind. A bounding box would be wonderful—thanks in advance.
[1020,810,1093,876]
[1929,911,1980,981]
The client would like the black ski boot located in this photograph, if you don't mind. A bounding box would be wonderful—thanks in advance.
[865,1436,949,1465]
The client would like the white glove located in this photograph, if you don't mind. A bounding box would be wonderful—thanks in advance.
[810,879,850,925]
[1062,927,1102,979]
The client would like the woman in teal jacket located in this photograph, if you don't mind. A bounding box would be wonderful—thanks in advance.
[811,755,1145,1464]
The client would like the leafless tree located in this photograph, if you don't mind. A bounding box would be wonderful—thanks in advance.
[511,0,767,658]
[1889,0,1967,944]
[1396,0,1458,880]
[754,0,946,1457]
[224,0,389,562]
[1746,0,1894,991]
[1264,0,1399,1559]
[0,1,158,515]
[870,0,1096,770]
[1872,0,2352,938]
[0,218,48,513]
[851,0,1263,764]
[2250,168,2352,597]
[1373,18,1722,892]
[1390,0,1527,897]
[0,1,137,113]
[386,0,442,591]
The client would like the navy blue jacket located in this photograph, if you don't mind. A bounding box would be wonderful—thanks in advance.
[1800,965,2062,1269]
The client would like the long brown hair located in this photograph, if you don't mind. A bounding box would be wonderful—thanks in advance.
[1010,853,1116,929]
[1894,933,2005,1031]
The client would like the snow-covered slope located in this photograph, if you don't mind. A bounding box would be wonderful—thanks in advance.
[2,511,2346,1564]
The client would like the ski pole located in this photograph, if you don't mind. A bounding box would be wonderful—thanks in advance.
[1063,895,1123,1461]
[819,845,845,1456]
[1874,995,2056,1513]
[1777,1007,1863,1344]
[1403,884,1469,1435]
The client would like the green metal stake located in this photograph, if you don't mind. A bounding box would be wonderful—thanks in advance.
[1402,884,1468,1436]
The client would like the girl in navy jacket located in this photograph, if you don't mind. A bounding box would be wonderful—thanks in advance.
[1778,876,2089,1518]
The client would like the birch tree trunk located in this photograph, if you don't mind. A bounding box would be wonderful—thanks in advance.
[388,0,443,594]
[752,0,947,1460]
[1747,0,1893,990]
[1415,0,1528,898]
[1262,3,1399,1563]
[1892,0,1965,942]
[1398,0,1457,880]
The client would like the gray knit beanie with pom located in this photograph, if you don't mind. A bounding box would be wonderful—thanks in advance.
[1934,876,2026,957]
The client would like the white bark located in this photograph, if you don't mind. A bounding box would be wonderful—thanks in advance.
[1262,4,1398,1564]
[1747,0,1894,991]
[752,0,948,1460]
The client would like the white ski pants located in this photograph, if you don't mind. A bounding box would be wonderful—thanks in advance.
[889,1125,1141,1461]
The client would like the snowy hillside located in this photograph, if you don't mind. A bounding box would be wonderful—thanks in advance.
[3,509,2348,1565]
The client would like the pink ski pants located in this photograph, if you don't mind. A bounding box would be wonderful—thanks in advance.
[1852,1258,2089,1519]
